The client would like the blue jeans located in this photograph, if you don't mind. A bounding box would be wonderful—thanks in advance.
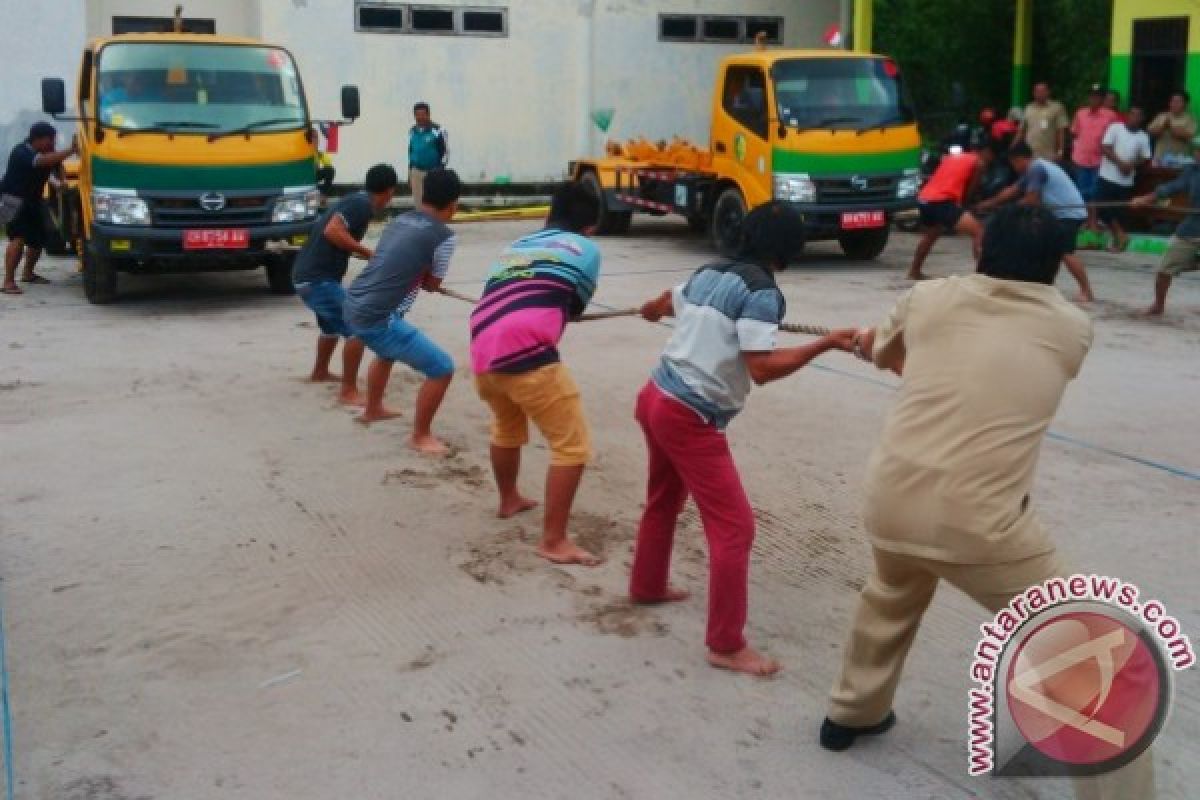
[353,314,454,379]
[296,280,350,337]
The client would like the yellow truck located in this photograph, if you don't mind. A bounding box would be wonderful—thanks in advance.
[570,48,920,260]
[41,31,359,303]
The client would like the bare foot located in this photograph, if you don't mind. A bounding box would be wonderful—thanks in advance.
[308,371,340,383]
[356,407,403,425]
[707,646,782,678]
[1143,306,1165,317]
[536,540,601,567]
[337,388,365,407]
[906,272,929,281]
[631,586,690,604]
[1075,292,1095,306]
[497,495,538,519]
[409,433,449,456]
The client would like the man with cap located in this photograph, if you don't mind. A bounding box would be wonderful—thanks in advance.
[1132,133,1200,314]
[1,122,76,294]
[1070,84,1118,231]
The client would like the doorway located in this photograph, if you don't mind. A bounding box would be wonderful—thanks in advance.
[1131,17,1188,115]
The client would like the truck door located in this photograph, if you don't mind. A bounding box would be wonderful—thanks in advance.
[713,65,772,207]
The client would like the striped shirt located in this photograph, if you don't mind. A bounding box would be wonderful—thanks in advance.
[469,229,601,374]
[652,261,785,429]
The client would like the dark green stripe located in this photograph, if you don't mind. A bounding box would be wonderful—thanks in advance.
[92,157,317,191]
[772,147,920,175]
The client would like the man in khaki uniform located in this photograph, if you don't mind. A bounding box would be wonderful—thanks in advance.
[1018,81,1069,161]
[821,205,1155,799]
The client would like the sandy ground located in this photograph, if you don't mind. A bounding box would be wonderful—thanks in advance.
[1,219,1197,800]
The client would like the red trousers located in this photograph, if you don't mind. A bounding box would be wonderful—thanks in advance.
[629,381,755,654]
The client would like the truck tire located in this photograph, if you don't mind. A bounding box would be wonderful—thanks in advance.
[687,213,708,233]
[838,228,890,260]
[40,203,70,256]
[82,243,118,304]
[265,253,296,295]
[711,187,746,258]
[579,171,631,235]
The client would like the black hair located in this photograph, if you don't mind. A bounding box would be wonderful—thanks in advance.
[28,121,56,142]
[737,201,804,267]
[1007,141,1033,159]
[546,182,600,234]
[1171,90,1191,104]
[977,205,1064,285]
[421,168,462,210]
[414,102,431,114]
[364,163,399,194]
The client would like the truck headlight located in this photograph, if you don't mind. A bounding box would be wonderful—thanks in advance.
[92,189,150,226]
[896,169,920,199]
[773,173,817,204]
[272,188,321,223]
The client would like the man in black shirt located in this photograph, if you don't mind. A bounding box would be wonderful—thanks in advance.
[292,163,398,403]
[1,123,76,294]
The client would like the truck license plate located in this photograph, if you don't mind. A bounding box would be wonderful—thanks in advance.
[841,210,886,230]
[183,229,250,250]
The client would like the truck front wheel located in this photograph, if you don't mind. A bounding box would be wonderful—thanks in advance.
[838,228,890,260]
[265,253,296,295]
[579,171,631,235]
[82,244,118,305]
[711,188,746,257]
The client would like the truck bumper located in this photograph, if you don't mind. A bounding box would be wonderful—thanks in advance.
[787,199,918,239]
[90,222,314,273]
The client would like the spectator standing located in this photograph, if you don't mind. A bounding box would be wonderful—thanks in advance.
[1070,84,1119,230]
[1017,81,1068,161]
[407,102,448,206]
[1,122,76,295]
[1147,90,1197,165]
[1096,107,1151,252]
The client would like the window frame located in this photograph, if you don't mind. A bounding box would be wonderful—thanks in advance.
[657,13,783,45]
[355,3,407,33]
[355,2,508,38]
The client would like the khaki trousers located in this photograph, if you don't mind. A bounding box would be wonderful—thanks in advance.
[409,167,427,206]
[829,546,1155,800]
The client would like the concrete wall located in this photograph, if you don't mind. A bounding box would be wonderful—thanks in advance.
[0,0,86,157]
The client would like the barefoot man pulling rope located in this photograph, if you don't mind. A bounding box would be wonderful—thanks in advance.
[628,202,857,678]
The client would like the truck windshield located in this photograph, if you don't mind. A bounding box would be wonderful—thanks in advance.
[773,58,914,132]
[96,42,308,134]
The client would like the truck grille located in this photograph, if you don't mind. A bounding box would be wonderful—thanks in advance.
[144,191,275,228]
[814,176,898,205]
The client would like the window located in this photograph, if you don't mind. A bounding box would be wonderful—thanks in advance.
[112,16,215,34]
[658,14,783,45]
[723,66,768,138]
[355,3,508,37]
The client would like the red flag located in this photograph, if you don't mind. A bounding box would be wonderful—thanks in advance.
[824,24,843,47]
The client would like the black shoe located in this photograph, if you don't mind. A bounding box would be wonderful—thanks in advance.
[819,711,897,752]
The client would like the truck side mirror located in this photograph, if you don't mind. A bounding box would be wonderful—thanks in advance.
[42,78,66,116]
[341,85,360,121]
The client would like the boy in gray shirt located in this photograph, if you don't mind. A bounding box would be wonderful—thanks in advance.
[343,168,462,454]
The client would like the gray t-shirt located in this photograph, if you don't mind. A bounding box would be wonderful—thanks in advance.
[1017,159,1087,220]
[292,191,374,285]
[343,210,456,330]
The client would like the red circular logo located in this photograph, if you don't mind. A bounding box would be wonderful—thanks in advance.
[1006,611,1162,767]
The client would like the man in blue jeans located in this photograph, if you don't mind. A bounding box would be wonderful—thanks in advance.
[344,168,462,455]
[293,163,398,404]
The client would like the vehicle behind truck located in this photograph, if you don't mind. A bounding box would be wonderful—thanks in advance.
[571,49,921,260]
[42,32,359,303]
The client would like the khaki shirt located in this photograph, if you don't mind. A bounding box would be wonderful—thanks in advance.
[863,275,1092,564]
[1022,101,1069,160]
[1148,111,1197,162]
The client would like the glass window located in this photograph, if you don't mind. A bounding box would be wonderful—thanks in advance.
[411,8,455,32]
[357,5,406,31]
[660,15,698,41]
[463,10,505,34]
[772,58,915,131]
[723,66,768,138]
[745,17,782,44]
[95,43,309,134]
[703,17,741,42]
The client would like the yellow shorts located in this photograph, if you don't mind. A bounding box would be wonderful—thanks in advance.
[1159,235,1200,277]
[474,363,591,466]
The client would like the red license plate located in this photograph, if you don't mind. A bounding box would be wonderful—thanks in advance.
[841,210,886,230]
[183,229,250,250]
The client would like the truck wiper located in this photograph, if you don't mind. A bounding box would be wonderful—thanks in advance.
[791,116,862,133]
[208,118,305,140]
[116,121,219,137]
[855,117,907,136]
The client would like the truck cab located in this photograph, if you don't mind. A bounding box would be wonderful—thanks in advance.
[572,49,921,260]
[43,33,359,303]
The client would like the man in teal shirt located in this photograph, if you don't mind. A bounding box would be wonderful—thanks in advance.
[408,102,448,206]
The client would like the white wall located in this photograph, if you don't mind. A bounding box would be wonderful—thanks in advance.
[0,0,87,156]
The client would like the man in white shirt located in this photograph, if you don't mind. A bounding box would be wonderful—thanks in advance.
[1096,107,1152,252]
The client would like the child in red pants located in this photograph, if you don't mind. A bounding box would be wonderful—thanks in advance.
[630,203,855,677]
